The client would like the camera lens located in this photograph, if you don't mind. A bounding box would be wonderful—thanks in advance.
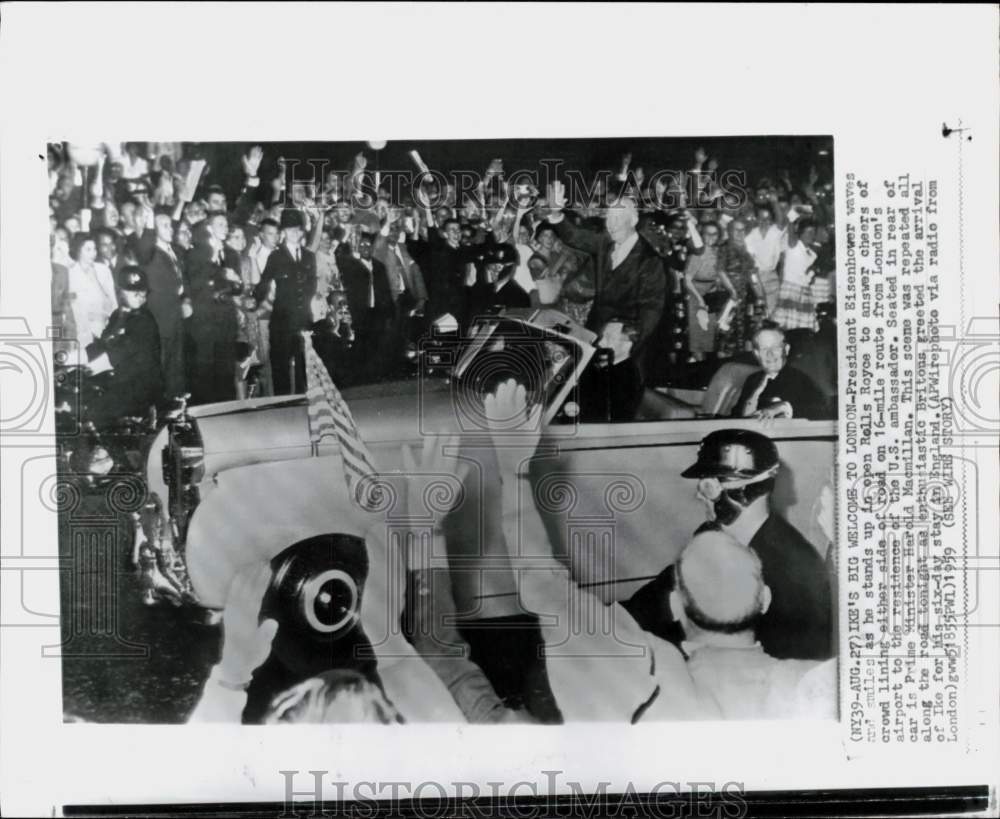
[302,569,358,635]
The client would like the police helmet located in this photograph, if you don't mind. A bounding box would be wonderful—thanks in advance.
[486,243,519,268]
[681,429,779,481]
[117,266,148,292]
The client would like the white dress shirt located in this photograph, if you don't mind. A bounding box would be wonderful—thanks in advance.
[255,244,275,273]
[742,373,774,416]
[610,232,640,269]
[360,257,375,307]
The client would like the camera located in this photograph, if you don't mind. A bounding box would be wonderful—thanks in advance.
[259,533,375,680]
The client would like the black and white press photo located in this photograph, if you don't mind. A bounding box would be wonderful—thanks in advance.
[3,5,999,816]
[49,136,839,726]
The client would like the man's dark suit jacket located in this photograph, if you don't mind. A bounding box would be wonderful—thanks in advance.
[184,242,241,404]
[338,255,394,332]
[406,232,473,328]
[374,236,428,308]
[143,245,185,340]
[549,217,666,351]
[622,514,833,661]
[733,364,830,420]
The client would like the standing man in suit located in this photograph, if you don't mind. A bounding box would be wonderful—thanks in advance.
[185,211,242,405]
[544,182,666,377]
[407,216,473,331]
[254,208,317,395]
[143,208,190,402]
[734,321,830,420]
[374,216,428,375]
[338,228,394,382]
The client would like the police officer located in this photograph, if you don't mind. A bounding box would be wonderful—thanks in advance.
[78,266,163,428]
[623,428,833,660]
[466,243,531,320]
[254,208,318,395]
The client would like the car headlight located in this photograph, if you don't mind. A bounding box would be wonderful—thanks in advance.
[162,420,205,545]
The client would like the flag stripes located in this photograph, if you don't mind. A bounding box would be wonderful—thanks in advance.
[301,331,381,511]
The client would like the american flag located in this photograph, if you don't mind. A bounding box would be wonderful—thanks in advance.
[301,331,382,511]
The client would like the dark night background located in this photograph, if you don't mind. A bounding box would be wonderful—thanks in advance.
[187,135,834,199]
[59,133,834,724]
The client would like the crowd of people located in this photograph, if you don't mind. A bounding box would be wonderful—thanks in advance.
[48,141,837,431]
[47,142,838,725]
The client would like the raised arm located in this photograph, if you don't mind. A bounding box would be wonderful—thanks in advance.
[305,201,324,254]
[545,180,606,257]
[400,436,532,723]
[483,380,662,721]
[188,563,278,722]
[231,145,264,225]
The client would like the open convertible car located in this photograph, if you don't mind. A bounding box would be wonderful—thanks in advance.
[141,307,835,628]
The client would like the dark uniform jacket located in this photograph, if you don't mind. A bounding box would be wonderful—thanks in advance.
[254,243,318,333]
[622,514,833,661]
[254,243,318,395]
[85,305,163,423]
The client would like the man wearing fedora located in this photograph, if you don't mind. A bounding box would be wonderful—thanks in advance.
[337,227,394,382]
[254,208,318,395]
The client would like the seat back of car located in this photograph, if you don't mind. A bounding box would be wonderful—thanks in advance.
[699,361,759,417]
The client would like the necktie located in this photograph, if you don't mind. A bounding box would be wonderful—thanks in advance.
[394,247,406,293]
[165,246,182,287]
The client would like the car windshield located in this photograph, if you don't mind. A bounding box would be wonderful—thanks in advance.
[454,316,589,422]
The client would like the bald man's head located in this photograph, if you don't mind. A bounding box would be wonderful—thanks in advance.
[674,530,770,635]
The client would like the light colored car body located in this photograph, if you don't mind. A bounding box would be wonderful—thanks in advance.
[146,381,835,611]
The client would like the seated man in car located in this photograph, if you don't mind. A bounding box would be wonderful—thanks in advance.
[734,321,831,421]
[623,428,833,661]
